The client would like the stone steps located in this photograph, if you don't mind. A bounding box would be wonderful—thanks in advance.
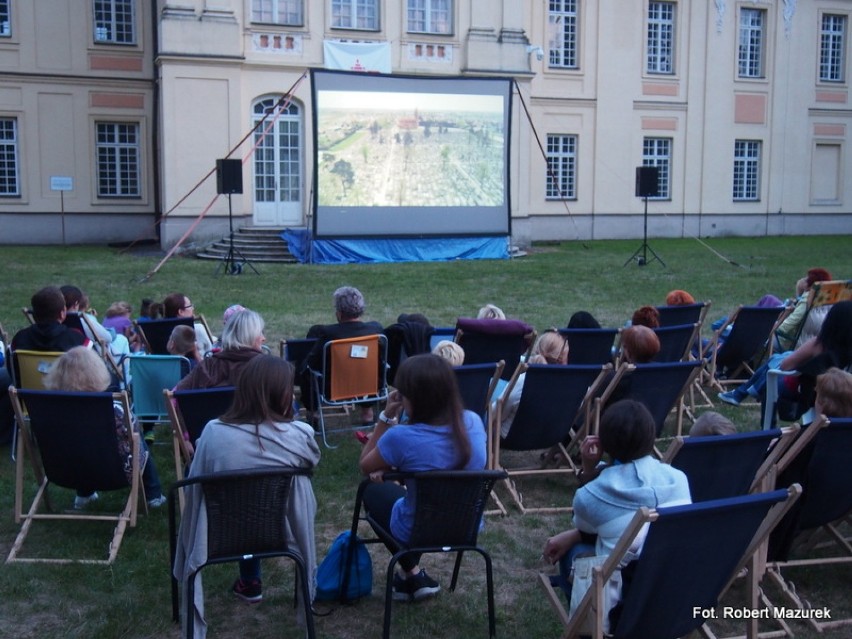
[196,227,298,263]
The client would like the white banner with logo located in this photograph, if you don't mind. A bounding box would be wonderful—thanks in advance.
[323,40,392,74]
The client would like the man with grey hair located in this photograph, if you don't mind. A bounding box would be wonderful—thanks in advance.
[301,286,383,422]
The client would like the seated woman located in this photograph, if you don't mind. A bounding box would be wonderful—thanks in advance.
[543,399,691,609]
[175,355,319,633]
[477,303,506,320]
[149,292,215,356]
[43,346,165,508]
[500,329,569,438]
[167,324,203,370]
[431,339,465,366]
[175,309,265,391]
[61,284,132,369]
[102,301,142,353]
[358,353,487,601]
[619,325,660,364]
[665,290,695,306]
[566,311,601,329]
[629,306,660,329]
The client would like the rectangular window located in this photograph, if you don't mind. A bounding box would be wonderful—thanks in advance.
[548,0,578,69]
[407,0,451,35]
[0,118,20,196]
[252,0,303,25]
[93,0,135,44]
[96,122,140,197]
[545,134,577,200]
[331,0,378,30]
[733,140,761,201]
[647,2,675,74]
[820,14,847,82]
[642,138,671,199]
[0,0,10,37]
[738,8,765,78]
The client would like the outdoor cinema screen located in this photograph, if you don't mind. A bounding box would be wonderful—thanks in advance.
[311,70,512,238]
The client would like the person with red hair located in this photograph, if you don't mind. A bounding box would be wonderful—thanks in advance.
[630,306,660,329]
[665,289,695,306]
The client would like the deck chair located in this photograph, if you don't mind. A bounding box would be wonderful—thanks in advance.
[164,386,235,483]
[133,317,194,354]
[454,317,536,381]
[778,279,852,349]
[127,355,191,429]
[539,486,801,639]
[8,387,141,564]
[9,349,63,390]
[309,333,388,449]
[594,360,704,443]
[655,300,711,327]
[764,416,852,634]
[65,312,127,387]
[651,323,699,362]
[493,363,612,514]
[169,467,315,639]
[663,426,798,502]
[706,305,785,391]
[344,470,507,639]
[558,328,619,365]
[453,361,504,424]
[429,326,456,350]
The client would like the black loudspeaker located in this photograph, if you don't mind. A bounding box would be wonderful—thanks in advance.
[635,166,660,198]
[216,159,243,194]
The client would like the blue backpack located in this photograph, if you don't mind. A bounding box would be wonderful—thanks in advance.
[315,531,373,601]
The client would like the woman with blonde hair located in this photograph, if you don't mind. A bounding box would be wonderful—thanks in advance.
[431,339,465,366]
[477,303,506,320]
[43,346,165,509]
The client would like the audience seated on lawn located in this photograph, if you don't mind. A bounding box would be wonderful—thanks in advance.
[11,285,90,352]
[61,285,132,366]
[175,354,319,631]
[358,353,487,602]
[175,309,265,391]
[566,311,601,329]
[301,286,383,424]
[542,399,691,613]
[149,292,215,356]
[167,325,203,371]
[688,411,737,437]
[43,346,165,509]
[499,329,570,438]
[477,303,506,320]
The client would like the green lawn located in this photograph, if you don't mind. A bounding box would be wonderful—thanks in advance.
[1,236,850,638]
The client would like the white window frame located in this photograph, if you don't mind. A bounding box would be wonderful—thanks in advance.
[642,137,671,200]
[0,0,11,37]
[820,14,847,83]
[96,122,141,198]
[733,139,761,201]
[738,7,765,79]
[0,117,20,197]
[252,98,302,204]
[647,1,675,74]
[252,0,303,26]
[93,0,136,45]
[407,0,452,35]
[548,0,579,69]
[331,0,379,31]
[545,134,577,200]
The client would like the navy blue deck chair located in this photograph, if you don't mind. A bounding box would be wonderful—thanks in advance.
[765,416,852,633]
[558,327,619,365]
[664,426,798,502]
[453,361,504,424]
[169,467,315,639]
[655,301,710,327]
[455,317,536,381]
[8,387,141,564]
[595,360,704,441]
[429,326,456,351]
[707,305,785,390]
[494,363,612,513]
[279,337,318,370]
[540,486,801,639]
[651,323,699,362]
[134,317,194,355]
[128,355,191,428]
[344,470,507,639]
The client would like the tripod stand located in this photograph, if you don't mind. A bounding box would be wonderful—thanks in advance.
[215,193,260,276]
[624,195,665,267]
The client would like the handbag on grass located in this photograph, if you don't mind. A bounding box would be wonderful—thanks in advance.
[315,531,373,601]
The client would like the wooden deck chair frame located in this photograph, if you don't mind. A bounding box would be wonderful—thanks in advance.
[309,333,388,449]
[491,363,613,514]
[8,387,141,564]
[762,415,852,634]
[539,486,801,639]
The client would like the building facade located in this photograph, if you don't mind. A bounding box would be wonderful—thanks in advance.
[1,1,850,247]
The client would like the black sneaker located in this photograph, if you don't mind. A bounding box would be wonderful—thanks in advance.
[409,570,441,601]
[232,578,262,604]
[392,572,413,602]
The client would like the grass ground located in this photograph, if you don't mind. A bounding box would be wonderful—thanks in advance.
[0,236,850,638]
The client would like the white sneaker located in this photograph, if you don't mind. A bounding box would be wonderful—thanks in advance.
[74,492,99,509]
[147,494,167,508]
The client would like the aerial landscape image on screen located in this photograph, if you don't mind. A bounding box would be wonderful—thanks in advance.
[316,90,505,208]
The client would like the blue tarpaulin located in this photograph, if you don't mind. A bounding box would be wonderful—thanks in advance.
[282,229,509,264]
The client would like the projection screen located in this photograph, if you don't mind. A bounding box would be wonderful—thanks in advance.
[311,70,512,238]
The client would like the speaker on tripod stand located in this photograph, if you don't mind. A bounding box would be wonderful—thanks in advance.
[215,159,259,276]
[624,166,666,267]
